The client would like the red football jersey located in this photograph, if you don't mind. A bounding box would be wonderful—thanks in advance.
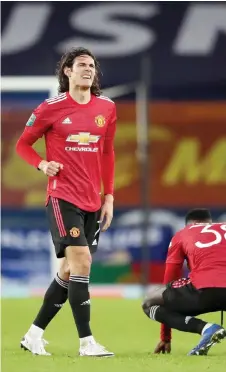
[16,92,116,212]
[166,222,226,289]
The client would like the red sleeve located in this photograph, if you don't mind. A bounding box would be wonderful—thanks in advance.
[101,105,116,195]
[166,233,185,265]
[16,102,52,168]
[161,233,185,342]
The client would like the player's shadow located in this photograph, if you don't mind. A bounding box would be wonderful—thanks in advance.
[63,350,156,359]
[111,350,166,358]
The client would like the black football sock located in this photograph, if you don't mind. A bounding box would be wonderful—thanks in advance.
[68,275,92,338]
[149,305,207,335]
[33,273,68,330]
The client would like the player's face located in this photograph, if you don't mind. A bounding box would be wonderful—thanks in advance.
[71,55,96,89]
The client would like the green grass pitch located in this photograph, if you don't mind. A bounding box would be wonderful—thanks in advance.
[2,298,226,372]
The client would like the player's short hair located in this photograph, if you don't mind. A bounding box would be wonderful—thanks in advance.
[185,208,212,224]
[56,47,101,95]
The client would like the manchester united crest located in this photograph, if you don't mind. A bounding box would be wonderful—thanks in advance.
[95,115,105,127]
[70,227,80,238]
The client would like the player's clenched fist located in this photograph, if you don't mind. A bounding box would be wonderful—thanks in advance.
[154,341,171,354]
[38,160,63,176]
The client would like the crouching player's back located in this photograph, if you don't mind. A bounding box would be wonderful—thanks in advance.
[172,221,226,290]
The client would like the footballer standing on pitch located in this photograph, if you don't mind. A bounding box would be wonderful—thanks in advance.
[16,47,116,357]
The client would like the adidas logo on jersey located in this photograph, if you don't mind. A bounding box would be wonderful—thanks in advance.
[62,117,72,124]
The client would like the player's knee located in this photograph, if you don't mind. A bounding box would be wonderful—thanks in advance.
[142,297,158,316]
[66,246,92,275]
[142,300,151,316]
[142,300,150,316]
[79,254,92,274]
[58,258,70,281]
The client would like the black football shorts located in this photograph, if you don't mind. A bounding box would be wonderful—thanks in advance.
[46,197,101,258]
[163,278,226,316]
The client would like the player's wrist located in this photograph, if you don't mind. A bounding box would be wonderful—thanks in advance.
[38,160,48,171]
[104,194,114,203]
[161,334,171,342]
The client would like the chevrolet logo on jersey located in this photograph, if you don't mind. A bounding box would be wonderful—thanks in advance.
[66,132,100,145]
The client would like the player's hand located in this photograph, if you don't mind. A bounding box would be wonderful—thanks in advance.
[39,160,63,177]
[100,195,114,232]
[154,341,171,354]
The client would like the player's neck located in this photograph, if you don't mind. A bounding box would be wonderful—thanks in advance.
[69,88,91,105]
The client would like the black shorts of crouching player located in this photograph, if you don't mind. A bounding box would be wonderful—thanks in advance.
[163,278,226,316]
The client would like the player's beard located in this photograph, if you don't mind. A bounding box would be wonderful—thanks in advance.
[79,77,93,89]
[73,83,91,93]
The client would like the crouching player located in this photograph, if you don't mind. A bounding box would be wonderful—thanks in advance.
[142,209,226,355]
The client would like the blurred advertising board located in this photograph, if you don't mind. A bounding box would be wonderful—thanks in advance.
[2,208,226,288]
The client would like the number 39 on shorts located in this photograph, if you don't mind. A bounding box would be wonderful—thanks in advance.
[191,224,226,248]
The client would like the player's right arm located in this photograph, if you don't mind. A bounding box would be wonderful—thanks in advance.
[16,102,63,176]
[155,233,185,353]
[100,104,117,231]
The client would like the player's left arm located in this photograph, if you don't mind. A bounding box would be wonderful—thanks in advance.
[157,233,185,352]
[100,104,117,232]
[165,233,185,280]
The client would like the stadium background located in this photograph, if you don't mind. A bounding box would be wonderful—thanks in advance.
[2,1,226,298]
